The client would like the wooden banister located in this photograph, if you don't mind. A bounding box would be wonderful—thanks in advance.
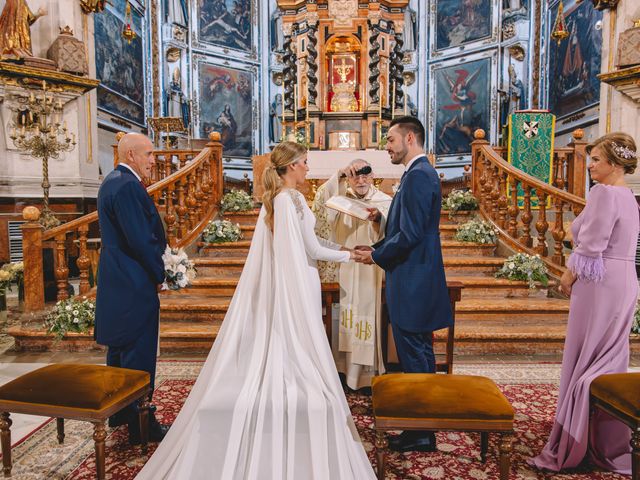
[22,132,224,312]
[471,129,587,276]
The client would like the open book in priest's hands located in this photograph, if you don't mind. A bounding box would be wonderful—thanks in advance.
[325,195,373,221]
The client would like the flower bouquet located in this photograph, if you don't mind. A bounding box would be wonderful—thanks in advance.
[202,219,242,244]
[442,189,479,217]
[455,218,498,244]
[495,253,549,289]
[162,246,196,290]
[45,296,95,339]
[221,189,254,213]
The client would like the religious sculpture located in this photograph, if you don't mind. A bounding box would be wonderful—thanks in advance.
[165,67,190,128]
[501,64,525,128]
[0,0,46,60]
[403,7,416,51]
[269,93,283,143]
[330,57,358,112]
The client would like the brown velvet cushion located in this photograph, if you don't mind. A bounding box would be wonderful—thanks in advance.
[0,364,149,411]
[372,374,514,421]
[591,373,640,420]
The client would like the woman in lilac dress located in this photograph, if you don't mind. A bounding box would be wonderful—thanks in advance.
[531,132,639,474]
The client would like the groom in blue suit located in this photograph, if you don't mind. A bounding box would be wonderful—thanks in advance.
[95,133,169,444]
[356,117,453,452]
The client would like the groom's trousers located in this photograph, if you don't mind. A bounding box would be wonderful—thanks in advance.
[391,322,435,373]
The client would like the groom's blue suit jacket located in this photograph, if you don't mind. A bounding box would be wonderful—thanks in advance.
[95,165,166,346]
[372,156,453,333]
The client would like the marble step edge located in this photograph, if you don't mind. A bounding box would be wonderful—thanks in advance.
[192,255,507,266]
[186,275,554,290]
[15,325,635,343]
[196,239,496,251]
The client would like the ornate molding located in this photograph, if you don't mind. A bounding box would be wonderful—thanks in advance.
[591,0,619,11]
[0,62,99,93]
[328,0,358,27]
[598,65,640,104]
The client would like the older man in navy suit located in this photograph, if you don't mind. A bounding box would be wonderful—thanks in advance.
[356,116,453,452]
[95,133,169,444]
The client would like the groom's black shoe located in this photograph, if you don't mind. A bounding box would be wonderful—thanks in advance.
[389,431,437,453]
[128,416,171,445]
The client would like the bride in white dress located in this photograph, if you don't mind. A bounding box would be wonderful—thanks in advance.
[136,142,377,479]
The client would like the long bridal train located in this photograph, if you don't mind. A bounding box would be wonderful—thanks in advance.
[136,190,376,479]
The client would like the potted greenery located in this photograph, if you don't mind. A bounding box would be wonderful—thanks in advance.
[455,218,498,244]
[202,219,243,244]
[45,297,96,339]
[221,189,254,213]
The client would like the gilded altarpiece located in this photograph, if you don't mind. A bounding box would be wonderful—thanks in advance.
[276,0,409,150]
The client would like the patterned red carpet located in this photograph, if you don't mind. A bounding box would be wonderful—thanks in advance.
[3,362,629,479]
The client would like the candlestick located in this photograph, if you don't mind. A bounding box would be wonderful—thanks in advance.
[281,86,285,135]
[404,90,407,116]
[391,81,396,120]
[305,96,309,122]
[294,84,298,126]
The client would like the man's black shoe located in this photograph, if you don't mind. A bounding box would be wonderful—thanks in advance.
[388,431,437,453]
[128,417,171,445]
[390,438,438,453]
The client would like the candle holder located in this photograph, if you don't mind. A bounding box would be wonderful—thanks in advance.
[9,81,76,229]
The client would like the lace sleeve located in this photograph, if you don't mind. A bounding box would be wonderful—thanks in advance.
[287,189,305,221]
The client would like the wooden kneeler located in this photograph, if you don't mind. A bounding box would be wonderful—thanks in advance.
[372,374,515,480]
[0,364,151,480]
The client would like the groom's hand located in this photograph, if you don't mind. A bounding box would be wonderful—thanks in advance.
[354,245,373,251]
[353,246,375,265]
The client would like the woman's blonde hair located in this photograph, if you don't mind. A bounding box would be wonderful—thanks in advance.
[262,141,307,230]
[586,132,637,175]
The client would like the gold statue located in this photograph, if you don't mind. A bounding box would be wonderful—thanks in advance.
[0,0,47,60]
[330,57,359,112]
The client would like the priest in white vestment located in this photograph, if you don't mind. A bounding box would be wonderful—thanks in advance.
[312,159,392,390]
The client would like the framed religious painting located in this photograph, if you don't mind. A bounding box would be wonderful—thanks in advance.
[429,0,499,59]
[428,50,499,166]
[94,0,146,127]
[196,61,258,159]
[195,0,257,59]
[546,0,602,126]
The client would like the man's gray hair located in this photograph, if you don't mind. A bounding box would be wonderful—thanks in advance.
[348,158,372,168]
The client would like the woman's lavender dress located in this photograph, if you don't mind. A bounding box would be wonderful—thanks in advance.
[531,184,639,474]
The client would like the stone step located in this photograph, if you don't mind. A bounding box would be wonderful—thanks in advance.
[240,224,255,240]
[193,257,246,275]
[445,275,552,298]
[193,255,504,276]
[434,323,572,355]
[221,210,260,225]
[439,210,476,225]
[441,241,496,256]
[194,240,495,258]
[185,273,547,298]
[443,256,505,274]
[159,294,231,322]
[455,298,569,322]
[197,241,251,257]
[439,224,458,240]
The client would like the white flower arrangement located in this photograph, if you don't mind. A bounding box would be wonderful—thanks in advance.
[202,219,243,244]
[221,189,254,213]
[455,218,498,244]
[495,253,549,289]
[442,189,479,217]
[162,246,196,290]
[632,303,640,335]
[45,296,95,339]
[0,261,23,294]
